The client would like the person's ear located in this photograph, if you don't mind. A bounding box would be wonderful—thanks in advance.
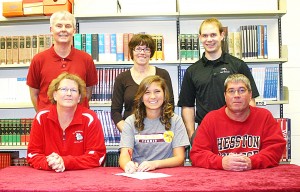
[220,31,224,41]
[78,95,81,103]
[53,92,57,101]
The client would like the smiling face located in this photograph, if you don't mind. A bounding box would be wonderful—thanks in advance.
[50,18,75,45]
[142,82,164,115]
[199,23,224,58]
[53,79,81,108]
[133,45,152,66]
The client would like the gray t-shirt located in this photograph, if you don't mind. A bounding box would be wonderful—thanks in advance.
[120,113,190,164]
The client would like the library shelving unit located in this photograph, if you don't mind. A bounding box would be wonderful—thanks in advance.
[0,0,289,159]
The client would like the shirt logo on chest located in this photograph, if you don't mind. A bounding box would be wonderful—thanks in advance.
[220,68,230,74]
[135,133,165,143]
[74,132,83,143]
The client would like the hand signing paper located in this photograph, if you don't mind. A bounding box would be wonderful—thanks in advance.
[125,161,139,174]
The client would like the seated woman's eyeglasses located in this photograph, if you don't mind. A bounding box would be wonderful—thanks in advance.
[57,87,78,94]
[226,88,248,96]
[134,47,151,53]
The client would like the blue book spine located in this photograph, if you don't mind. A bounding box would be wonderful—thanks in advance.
[273,67,279,100]
[110,33,117,61]
[98,33,105,61]
[263,25,268,59]
[85,34,92,56]
[116,33,124,61]
[287,118,291,161]
[256,25,261,58]
[73,34,82,50]
[263,67,270,99]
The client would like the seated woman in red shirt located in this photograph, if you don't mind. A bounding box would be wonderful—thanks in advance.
[27,72,106,172]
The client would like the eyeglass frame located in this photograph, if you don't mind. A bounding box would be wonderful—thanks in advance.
[225,87,248,96]
[133,46,151,53]
[57,87,79,94]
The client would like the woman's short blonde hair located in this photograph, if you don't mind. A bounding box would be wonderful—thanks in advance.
[47,72,86,104]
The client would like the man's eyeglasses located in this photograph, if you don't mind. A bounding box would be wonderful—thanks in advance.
[226,88,248,96]
[134,47,151,53]
[57,87,78,94]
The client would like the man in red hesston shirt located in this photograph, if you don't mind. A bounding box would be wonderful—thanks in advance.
[190,74,286,171]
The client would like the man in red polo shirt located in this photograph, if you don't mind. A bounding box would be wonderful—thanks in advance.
[27,11,98,111]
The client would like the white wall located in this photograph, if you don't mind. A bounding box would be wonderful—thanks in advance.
[281,0,300,165]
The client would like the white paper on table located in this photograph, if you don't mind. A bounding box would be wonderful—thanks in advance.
[115,172,171,180]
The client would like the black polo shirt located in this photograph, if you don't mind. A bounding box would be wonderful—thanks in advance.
[178,52,259,123]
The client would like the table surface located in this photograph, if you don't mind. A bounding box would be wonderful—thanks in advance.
[1,164,300,192]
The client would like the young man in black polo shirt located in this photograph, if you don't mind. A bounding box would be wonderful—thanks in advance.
[178,18,259,143]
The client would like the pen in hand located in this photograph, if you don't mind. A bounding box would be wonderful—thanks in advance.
[128,149,132,160]
[125,149,138,174]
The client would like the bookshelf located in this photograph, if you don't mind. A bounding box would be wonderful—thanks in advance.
[0,0,289,162]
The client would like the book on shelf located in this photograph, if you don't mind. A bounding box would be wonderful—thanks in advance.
[155,34,164,61]
[63,32,165,62]
[185,34,193,60]
[246,25,253,58]
[0,153,11,169]
[85,33,92,56]
[73,33,82,50]
[228,32,235,56]
[98,33,112,62]
[263,67,278,100]
[95,110,120,147]
[104,151,120,167]
[12,157,28,166]
[0,77,31,103]
[31,35,38,58]
[179,33,201,61]
[12,36,19,64]
[0,36,6,65]
[38,35,46,54]
[81,33,86,52]
[192,34,200,61]
[233,31,242,59]
[104,33,111,62]
[239,25,268,59]
[6,36,13,64]
[256,25,262,59]
[91,33,99,62]
[221,26,229,53]
[44,34,52,49]
[178,65,188,93]
[18,36,26,64]
[263,25,268,59]
[0,118,33,146]
[275,118,291,162]
[250,66,279,101]
[240,26,247,59]
[110,33,117,61]
[150,34,157,60]
[116,33,124,61]
[25,36,32,64]
[123,33,130,61]
[179,34,187,61]
[91,67,130,103]
[98,33,105,62]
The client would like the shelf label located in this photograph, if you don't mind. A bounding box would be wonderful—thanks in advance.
[256,101,267,106]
